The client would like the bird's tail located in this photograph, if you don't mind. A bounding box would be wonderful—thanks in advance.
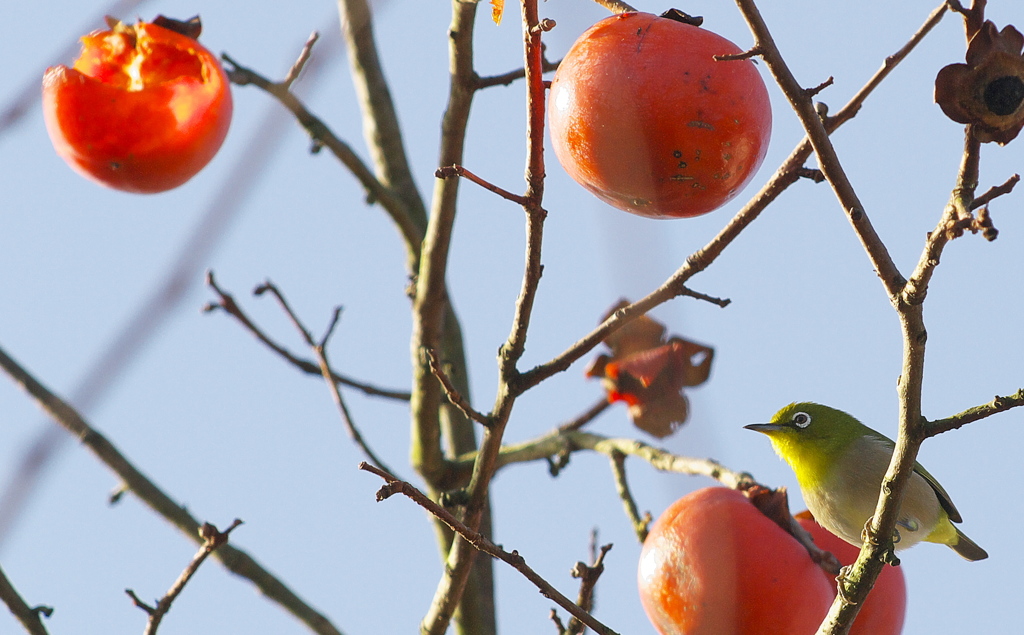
[952,528,988,561]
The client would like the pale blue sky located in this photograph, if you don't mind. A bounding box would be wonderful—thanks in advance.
[2,1,1022,633]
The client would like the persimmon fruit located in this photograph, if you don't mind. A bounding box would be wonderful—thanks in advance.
[42,16,233,193]
[638,488,908,634]
[548,11,771,218]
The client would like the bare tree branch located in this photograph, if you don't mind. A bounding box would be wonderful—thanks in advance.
[926,389,1024,436]
[608,451,649,543]
[590,0,636,13]
[517,0,949,393]
[566,538,613,635]
[970,173,1020,210]
[474,52,560,89]
[0,344,345,635]
[557,399,611,433]
[126,520,243,635]
[435,164,529,206]
[251,280,400,476]
[360,463,619,635]
[204,271,411,402]
[222,42,424,264]
[421,2,552,630]
[0,563,51,635]
[426,349,491,427]
[484,430,755,488]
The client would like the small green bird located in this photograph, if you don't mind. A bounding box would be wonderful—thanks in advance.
[745,402,987,561]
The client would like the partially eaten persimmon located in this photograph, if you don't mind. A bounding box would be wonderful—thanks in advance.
[42,16,233,193]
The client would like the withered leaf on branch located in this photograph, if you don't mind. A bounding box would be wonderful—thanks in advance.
[935,20,1024,144]
[586,300,714,438]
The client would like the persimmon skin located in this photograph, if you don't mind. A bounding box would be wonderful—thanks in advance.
[549,12,771,218]
[637,487,834,635]
[797,515,907,635]
[42,20,232,194]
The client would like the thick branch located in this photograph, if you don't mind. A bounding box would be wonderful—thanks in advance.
[409,0,478,490]
[421,2,550,630]
[337,0,429,250]
[732,0,905,301]
[413,2,497,634]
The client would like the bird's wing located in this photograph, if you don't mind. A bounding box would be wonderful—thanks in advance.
[913,461,963,524]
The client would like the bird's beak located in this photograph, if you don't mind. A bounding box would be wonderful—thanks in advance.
[744,423,785,434]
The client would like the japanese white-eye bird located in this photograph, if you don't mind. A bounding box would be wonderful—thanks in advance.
[745,402,987,561]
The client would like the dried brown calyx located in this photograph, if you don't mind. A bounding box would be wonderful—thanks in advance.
[935,20,1024,144]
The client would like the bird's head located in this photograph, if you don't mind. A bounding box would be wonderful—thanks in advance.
[745,402,867,481]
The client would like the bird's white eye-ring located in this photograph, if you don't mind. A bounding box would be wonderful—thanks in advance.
[791,412,812,428]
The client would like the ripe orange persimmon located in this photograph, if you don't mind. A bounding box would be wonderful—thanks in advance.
[548,11,771,218]
[638,487,834,634]
[42,16,232,193]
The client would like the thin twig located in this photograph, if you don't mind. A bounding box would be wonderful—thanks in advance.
[926,389,1024,436]
[557,399,611,433]
[0,563,51,635]
[435,165,528,206]
[678,286,731,308]
[314,336,399,477]
[359,463,620,635]
[970,173,1020,209]
[475,54,561,89]
[904,132,981,305]
[283,32,319,88]
[426,349,492,426]
[204,272,411,401]
[566,539,613,635]
[550,609,568,635]
[590,0,637,13]
[253,280,398,476]
[253,281,315,344]
[221,50,424,264]
[126,520,244,635]
[0,344,345,635]
[608,451,649,543]
[714,46,763,62]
